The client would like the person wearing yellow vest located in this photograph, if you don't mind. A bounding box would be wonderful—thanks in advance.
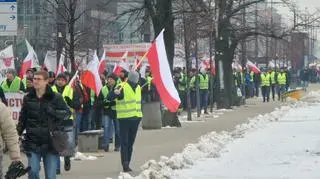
[176,68,186,111]
[1,69,25,93]
[269,69,277,101]
[108,71,142,172]
[189,69,196,109]
[277,68,287,101]
[51,73,81,175]
[100,73,120,152]
[199,68,209,114]
[141,69,155,102]
[260,68,271,102]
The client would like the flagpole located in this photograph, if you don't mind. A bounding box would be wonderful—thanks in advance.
[118,51,148,91]
[132,51,148,71]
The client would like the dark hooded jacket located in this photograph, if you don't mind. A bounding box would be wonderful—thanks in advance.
[17,85,71,153]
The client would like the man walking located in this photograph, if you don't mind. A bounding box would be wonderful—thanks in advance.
[260,69,271,102]
[199,68,209,114]
[51,73,80,174]
[17,71,71,179]
[269,69,277,101]
[277,68,287,101]
[100,74,120,152]
[108,71,142,172]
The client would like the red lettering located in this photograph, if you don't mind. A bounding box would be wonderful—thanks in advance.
[12,112,18,121]
[15,98,23,107]
[18,98,23,106]
[8,98,14,107]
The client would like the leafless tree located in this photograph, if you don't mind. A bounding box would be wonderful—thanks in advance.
[182,0,320,108]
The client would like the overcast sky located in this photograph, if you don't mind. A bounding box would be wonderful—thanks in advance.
[295,0,320,11]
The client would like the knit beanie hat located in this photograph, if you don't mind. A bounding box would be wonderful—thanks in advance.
[128,71,140,84]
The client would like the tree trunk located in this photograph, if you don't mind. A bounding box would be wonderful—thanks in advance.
[69,22,76,74]
[69,1,76,74]
[150,0,174,71]
[222,55,233,108]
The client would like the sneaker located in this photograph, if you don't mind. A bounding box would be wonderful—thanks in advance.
[64,159,71,171]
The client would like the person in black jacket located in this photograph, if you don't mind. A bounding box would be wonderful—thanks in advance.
[17,71,71,179]
[0,86,7,105]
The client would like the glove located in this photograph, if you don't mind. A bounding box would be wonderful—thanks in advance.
[5,161,30,179]
[114,89,121,95]
[64,96,73,107]
[103,100,115,107]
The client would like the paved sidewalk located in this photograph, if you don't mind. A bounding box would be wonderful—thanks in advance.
[4,84,319,179]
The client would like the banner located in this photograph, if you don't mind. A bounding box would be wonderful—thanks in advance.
[103,43,185,68]
[0,45,14,71]
[104,43,150,65]
[5,93,24,123]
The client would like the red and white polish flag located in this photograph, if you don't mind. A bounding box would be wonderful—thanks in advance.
[81,50,103,96]
[247,60,261,73]
[146,29,181,112]
[113,51,129,76]
[56,48,66,76]
[19,39,39,78]
[98,50,106,74]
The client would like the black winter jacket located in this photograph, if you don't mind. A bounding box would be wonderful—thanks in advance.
[17,85,71,153]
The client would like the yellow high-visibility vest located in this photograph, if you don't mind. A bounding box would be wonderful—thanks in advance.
[116,83,142,119]
[277,73,287,85]
[52,85,74,120]
[261,73,271,87]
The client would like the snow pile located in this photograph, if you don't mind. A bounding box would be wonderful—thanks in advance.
[301,90,320,103]
[72,152,97,161]
[179,111,224,122]
[118,102,311,179]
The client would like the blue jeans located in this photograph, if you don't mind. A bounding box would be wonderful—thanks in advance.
[75,112,82,135]
[190,90,196,109]
[103,115,120,149]
[27,151,58,179]
[81,109,90,132]
[88,108,95,130]
[119,118,141,168]
[200,89,208,111]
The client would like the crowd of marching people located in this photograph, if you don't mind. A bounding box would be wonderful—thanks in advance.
[0,63,318,178]
[172,65,320,112]
[0,66,155,178]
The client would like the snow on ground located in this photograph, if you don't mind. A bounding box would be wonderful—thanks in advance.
[179,110,226,122]
[118,90,320,179]
[72,152,97,161]
[174,103,320,179]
